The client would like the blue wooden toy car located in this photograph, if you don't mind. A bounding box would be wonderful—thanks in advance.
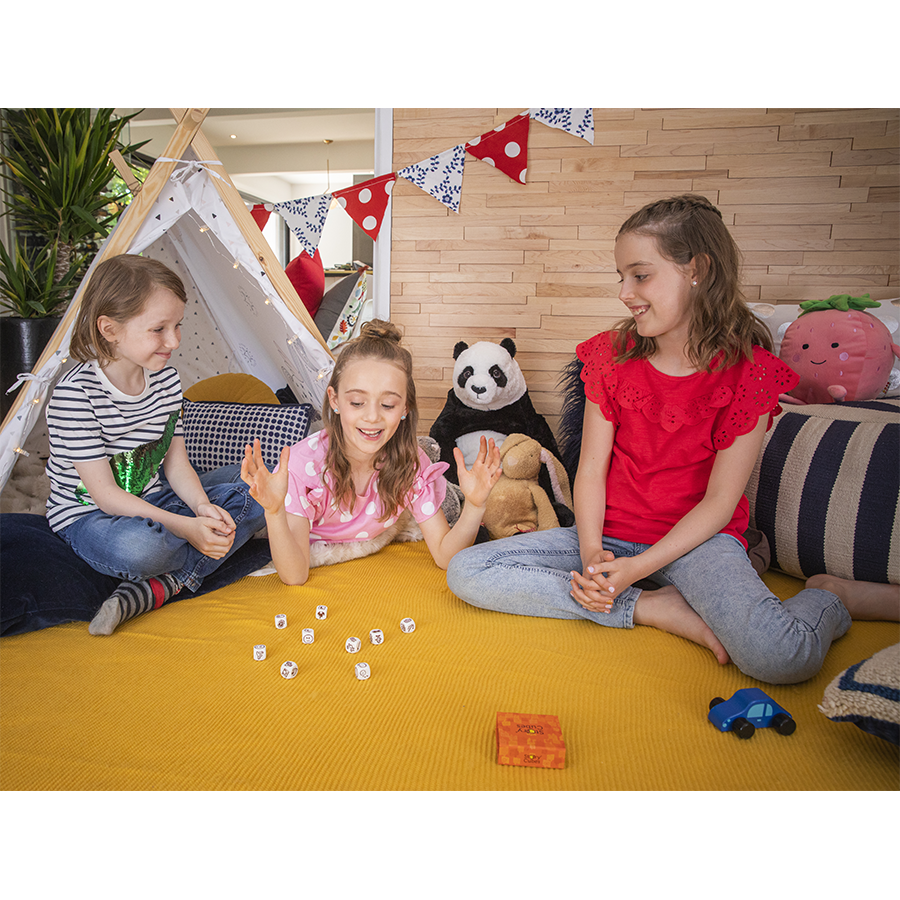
[708,688,796,739]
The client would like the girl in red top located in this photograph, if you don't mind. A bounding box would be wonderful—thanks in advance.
[448,195,891,684]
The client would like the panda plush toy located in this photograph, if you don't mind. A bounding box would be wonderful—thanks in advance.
[430,338,562,486]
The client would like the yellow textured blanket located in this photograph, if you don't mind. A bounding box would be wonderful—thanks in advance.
[1,542,897,790]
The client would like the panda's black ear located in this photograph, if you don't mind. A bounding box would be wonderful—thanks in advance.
[453,341,469,360]
[500,338,517,358]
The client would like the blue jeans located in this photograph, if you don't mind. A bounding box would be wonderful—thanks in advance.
[446,525,852,684]
[60,465,265,591]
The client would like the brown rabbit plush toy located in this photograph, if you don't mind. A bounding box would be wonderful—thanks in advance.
[481,434,573,540]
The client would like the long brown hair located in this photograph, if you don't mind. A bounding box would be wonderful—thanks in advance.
[69,254,188,365]
[322,319,420,520]
[613,194,773,370]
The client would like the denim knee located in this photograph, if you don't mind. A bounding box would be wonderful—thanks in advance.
[727,590,852,685]
[446,546,483,605]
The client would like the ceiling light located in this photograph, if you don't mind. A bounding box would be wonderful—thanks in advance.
[323,139,333,144]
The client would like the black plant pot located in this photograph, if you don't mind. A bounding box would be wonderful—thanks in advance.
[1,316,62,421]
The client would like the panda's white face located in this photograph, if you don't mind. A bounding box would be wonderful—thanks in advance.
[453,342,526,410]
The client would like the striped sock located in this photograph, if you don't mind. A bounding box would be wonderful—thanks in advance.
[89,573,183,636]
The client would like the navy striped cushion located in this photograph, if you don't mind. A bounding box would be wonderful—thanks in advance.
[819,643,899,745]
[745,399,899,584]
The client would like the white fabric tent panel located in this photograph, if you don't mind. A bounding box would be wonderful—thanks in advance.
[145,229,237,388]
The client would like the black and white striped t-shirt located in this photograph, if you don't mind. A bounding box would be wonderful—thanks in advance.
[45,362,184,532]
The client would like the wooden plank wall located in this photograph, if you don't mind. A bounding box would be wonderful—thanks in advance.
[389,108,899,436]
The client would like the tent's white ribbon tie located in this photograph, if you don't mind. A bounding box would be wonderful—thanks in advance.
[157,158,226,183]
[6,371,54,395]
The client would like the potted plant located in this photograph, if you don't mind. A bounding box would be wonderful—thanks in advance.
[0,241,80,417]
[0,107,144,418]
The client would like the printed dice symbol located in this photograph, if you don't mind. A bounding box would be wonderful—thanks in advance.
[274,614,287,629]
[355,662,371,680]
[369,629,384,645]
[400,618,415,633]
[302,628,314,644]
[253,644,266,661]
[345,637,361,654]
[315,605,328,620]
[280,660,298,679]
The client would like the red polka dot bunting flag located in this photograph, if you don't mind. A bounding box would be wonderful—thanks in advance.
[465,113,530,184]
[332,173,397,241]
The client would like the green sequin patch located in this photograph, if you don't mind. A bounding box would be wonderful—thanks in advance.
[76,410,180,505]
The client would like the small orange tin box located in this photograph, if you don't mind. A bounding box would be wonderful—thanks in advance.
[496,712,566,769]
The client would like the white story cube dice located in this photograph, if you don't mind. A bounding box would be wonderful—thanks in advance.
[369,629,384,645]
[315,605,328,620]
[302,628,314,644]
[253,644,267,661]
[400,618,416,633]
[280,660,298,679]
[355,662,371,680]
[274,614,287,629]
[345,637,361,653]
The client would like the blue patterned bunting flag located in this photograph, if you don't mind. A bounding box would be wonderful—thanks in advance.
[397,144,466,213]
[527,108,594,145]
[274,193,332,256]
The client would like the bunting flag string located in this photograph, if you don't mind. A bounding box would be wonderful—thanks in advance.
[267,109,593,255]
[332,173,396,241]
[465,112,530,184]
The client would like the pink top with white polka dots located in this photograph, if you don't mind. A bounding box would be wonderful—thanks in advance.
[282,431,449,543]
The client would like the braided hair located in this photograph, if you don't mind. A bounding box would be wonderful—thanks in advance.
[613,194,772,370]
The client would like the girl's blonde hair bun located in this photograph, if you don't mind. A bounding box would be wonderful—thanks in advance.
[358,319,403,344]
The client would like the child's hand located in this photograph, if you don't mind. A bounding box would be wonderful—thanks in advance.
[571,551,643,612]
[241,439,290,515]
[454,436,502,508]
[570,549,617,613]
[196,502,236,536]
[182,515,236,559]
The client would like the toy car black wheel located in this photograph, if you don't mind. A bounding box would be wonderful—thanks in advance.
[771,713,796,735]
[732,717,755,739]
[709,697,725,710]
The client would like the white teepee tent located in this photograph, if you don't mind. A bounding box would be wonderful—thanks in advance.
[0,108,334,493]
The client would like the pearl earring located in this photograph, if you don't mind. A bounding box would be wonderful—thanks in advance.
[692,280,698,286]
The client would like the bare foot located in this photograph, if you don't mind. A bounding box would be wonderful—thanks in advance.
[806,574,900,622]
[633,585,730,665]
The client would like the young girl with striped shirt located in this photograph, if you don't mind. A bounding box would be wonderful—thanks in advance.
[45,255,264,635]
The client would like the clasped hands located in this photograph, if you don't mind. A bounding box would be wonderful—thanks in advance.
[182,502,236,559]
[570,550,645,613]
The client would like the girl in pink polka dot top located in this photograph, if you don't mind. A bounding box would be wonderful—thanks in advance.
[241,320,502,586]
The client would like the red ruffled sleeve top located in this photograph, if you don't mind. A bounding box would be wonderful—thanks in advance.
[576,331,798,548]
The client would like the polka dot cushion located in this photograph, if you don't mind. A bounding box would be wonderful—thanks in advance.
[182,398,313,474]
